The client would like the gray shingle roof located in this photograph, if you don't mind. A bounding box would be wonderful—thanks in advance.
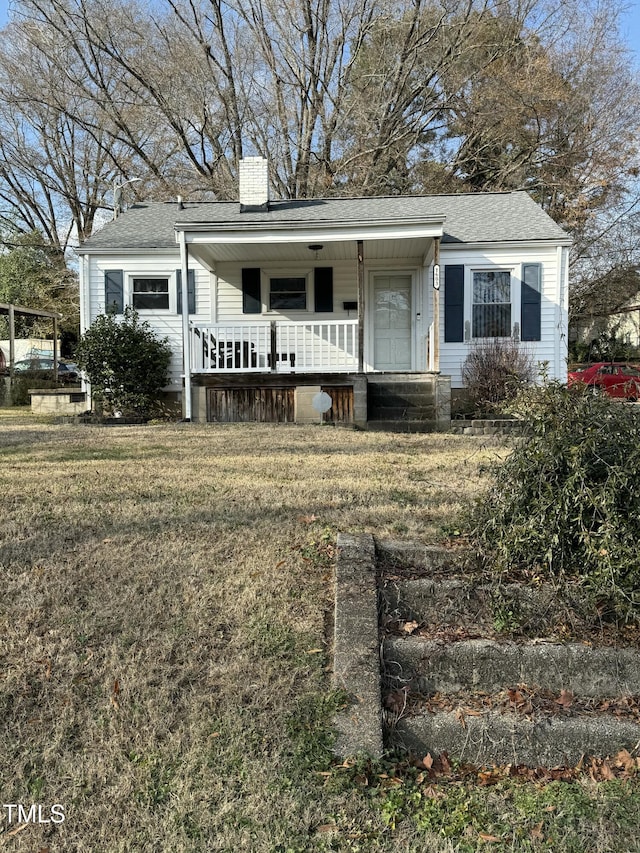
[80,190,569,251]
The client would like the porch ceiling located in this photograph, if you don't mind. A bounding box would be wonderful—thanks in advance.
[187,236,432,269]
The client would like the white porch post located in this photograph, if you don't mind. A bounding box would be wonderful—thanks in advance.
[357,240,365,373]
[179,230,192,421]
[432,236,441,373]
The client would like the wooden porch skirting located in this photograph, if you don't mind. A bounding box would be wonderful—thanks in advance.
[189,373,451,431]
[191,373,368,427]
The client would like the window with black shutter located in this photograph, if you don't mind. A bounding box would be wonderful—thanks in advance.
[242,268,262,314]
[444,265,464,342]
[521,263,542,341]
[176,269,196,314]
[104,269,124,314]
[314,267,333,312]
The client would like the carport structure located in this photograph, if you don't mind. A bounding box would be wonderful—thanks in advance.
[0,302,63,381]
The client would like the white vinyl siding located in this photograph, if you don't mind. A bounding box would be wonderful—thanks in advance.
[438,246,563,387]
[86,253,210,389]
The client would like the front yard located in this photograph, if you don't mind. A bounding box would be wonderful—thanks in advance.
[0,414,638,851]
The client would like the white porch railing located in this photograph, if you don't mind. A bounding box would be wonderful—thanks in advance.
[190,320,358,374]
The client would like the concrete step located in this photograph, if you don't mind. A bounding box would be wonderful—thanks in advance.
[393,708,640,767]
[368,390,437,405]
[384,636,640,698]
[376,539,458,570]
[382,577,595,633]
[367,408,438,421]
[366,419,439,433]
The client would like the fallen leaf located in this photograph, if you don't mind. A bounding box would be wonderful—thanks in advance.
[7,824,29,838]
[401,620,419,634]
[508,688,525,705]
[478,832,502,843]
[316,824,336,834]
[298,514,319,524]
[306,648,323,654]
[455,707,466,728]
[275,560,286,569]
[600,760,615,781]
[530,821,544,841]
[556,689,574,709]
[110,679,120,710]
[421,753,434,770]
[614,749,635,773]
[423,784,443,799]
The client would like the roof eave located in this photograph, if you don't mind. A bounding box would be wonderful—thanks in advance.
[175,217,446,245]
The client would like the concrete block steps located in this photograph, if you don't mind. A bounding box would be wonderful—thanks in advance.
[394,709,640,768]
[379,539,640,767]
[385,636,640,699]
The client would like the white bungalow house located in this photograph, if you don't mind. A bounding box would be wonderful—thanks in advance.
[78,157,570,427]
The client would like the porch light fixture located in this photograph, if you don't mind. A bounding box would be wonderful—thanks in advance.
[308,243,323,259]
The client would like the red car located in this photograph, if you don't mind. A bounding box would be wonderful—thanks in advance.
[568,362,640,401]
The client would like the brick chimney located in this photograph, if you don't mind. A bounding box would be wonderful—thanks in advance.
[239,157,269,212]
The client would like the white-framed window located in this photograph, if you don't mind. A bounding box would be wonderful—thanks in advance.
[269,275,307,310]
[472,270,511,338]
[132,276,170,310]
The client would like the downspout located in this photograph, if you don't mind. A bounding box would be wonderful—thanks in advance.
[179,229,192,421]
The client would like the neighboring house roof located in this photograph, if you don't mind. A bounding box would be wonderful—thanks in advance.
[80,191,569,251]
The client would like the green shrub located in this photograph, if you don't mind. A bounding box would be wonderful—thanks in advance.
[9,372,60,406]
[569,330,639,365]
[75,307,172,419]
[465,381,640,621]
[461,338,535,416]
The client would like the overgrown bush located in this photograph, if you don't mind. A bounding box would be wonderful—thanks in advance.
[465,382,640,622]
[461,338,535,416]
[75,307,172,418]
[569,330,639,365]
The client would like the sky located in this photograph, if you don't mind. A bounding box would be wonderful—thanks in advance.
[0,1,638,63]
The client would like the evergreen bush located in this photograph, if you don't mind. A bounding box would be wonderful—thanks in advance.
[75,308,172,419]
[465,382,640,621]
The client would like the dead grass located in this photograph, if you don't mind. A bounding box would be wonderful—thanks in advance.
[1,417,638,852]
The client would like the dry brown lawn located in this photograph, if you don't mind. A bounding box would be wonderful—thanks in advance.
[0,414,508,851]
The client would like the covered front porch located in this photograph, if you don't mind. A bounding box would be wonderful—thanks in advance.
[175,193,447,424]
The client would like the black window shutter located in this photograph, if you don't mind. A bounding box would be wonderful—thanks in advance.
[105,269,124,314]
[176,270,196,314]
[521,264,541,341]
[444,265,464,342]
[314,267,333,312]
[242,268,262,314]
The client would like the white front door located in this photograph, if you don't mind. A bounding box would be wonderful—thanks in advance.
[373,274,412,370]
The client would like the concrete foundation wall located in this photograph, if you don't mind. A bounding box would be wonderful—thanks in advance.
[29,388,88,416]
